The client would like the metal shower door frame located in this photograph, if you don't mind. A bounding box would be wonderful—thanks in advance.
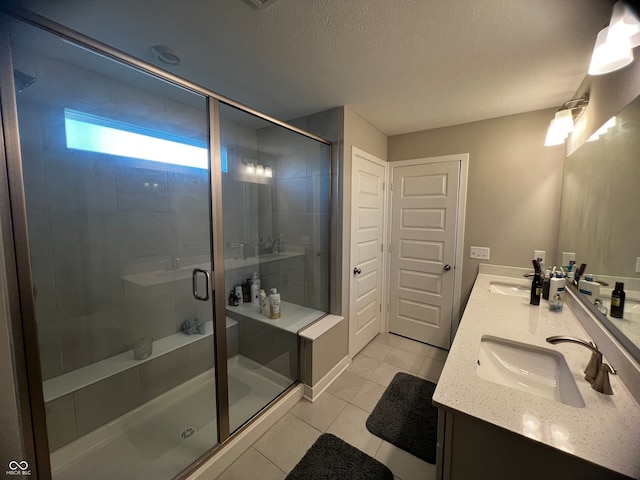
[0,7,332,479]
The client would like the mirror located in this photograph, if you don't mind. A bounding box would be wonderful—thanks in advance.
[558,94,640,361]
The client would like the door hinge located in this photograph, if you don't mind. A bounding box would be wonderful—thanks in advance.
[379,304,382,312]
[390,182,394,191]
[382,181,385,191]
[380,244,383,252]
[389,244,392,253]
[387,303,391,312]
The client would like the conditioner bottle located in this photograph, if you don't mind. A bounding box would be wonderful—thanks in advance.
[269,288,281,319]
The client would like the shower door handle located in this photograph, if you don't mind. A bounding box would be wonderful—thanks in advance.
[192,268,211,301]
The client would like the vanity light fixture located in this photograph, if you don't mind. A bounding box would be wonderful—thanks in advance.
[588,1,640,75]
[256,164,265,176]
[544,96,589,147]
[264,166,273,177]
[246,162,256,175]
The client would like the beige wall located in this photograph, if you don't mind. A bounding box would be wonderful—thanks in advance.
[388,109,565,307]
[340,107,387,330]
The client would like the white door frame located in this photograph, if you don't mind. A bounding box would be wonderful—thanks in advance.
[349,147,389,357]
[385,153,468,342]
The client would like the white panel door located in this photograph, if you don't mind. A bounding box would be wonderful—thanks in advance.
[389,161,460,349]
[350,148,386,356]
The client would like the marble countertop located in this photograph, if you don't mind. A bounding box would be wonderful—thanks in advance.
[432,267,640,479]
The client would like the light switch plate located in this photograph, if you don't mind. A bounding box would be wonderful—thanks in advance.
[562,252,576,266]
[470,246,490,260]
[534,250,546,265]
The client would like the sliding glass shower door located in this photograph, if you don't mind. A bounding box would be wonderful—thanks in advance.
[9,19,219,479]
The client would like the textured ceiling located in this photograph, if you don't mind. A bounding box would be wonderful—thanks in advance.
[13,0,615,135]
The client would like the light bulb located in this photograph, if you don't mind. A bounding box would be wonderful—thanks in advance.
[588,27,633,76]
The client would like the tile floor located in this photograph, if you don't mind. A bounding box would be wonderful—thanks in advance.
[214,332,448,480]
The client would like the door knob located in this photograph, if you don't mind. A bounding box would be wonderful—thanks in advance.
[443,264,451,271]
[353,267,362,275]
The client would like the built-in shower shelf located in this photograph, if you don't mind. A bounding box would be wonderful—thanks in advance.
[121,252,304,287]
[227,300,325,334]
[42,318,236,403]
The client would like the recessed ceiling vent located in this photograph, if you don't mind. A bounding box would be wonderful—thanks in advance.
[246,0,281,9]
[149,45,184,66]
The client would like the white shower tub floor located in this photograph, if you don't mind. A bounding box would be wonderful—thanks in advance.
[51,355,293,480]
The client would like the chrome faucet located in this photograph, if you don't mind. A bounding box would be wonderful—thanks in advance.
[546,335,616,394]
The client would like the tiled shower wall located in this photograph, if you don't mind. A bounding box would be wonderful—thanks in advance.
[254,111,335,312]
[15,48,213,380]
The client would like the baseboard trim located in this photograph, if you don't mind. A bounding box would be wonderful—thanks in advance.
[303,355,350,402]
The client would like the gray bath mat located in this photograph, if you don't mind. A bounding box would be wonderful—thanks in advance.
[366,372,438,464]
[285,433,393,480]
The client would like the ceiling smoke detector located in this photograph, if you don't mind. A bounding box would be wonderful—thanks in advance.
[246,0,281,9]
[149,45,184,66]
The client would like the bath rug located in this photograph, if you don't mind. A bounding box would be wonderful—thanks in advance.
[285,433,393,480]
[366,372,438,464]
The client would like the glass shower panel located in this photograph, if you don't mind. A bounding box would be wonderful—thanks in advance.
[10,19,218,479]
[219,103,331,432]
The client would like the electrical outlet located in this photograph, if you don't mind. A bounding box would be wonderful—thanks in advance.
[534,250,546,265]
[636,257,640,273]
[300,235,311,245]
[562,252,576,266]
[470,246,490,260]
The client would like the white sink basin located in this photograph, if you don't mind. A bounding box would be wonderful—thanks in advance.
[477,335,585,408]
[489,282,530,298]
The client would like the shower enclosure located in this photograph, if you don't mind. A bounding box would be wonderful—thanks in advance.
[0,11,331,480]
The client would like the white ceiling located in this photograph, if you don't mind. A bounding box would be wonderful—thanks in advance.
[15,0,615,135]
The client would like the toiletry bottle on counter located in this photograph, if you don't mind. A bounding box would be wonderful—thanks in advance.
[542,269,551,300]
[550,272,566,298]
[229,289,239,306]
[235,284,243,304]
[259,289,267,315]
[549,293,563,312]
[269,288,281,319]
[611,282,626,318]
[530,260,542,306]
[578,275,600,304]
[243,279,251,303]
[250,278,260,305]
[251,272,261,291]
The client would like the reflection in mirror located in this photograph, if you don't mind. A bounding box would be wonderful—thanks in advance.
[558,94,640,361]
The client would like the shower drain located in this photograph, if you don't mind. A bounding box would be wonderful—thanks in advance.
[181,426,197,439]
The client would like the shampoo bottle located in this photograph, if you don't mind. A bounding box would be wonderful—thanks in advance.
[242,279,251,303]
[259,289,267,315]
[611,282,626,319]
[250,279,260,306]
[269,288,281,319]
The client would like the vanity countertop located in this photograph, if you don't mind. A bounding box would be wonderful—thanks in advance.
[432,269,640,479]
